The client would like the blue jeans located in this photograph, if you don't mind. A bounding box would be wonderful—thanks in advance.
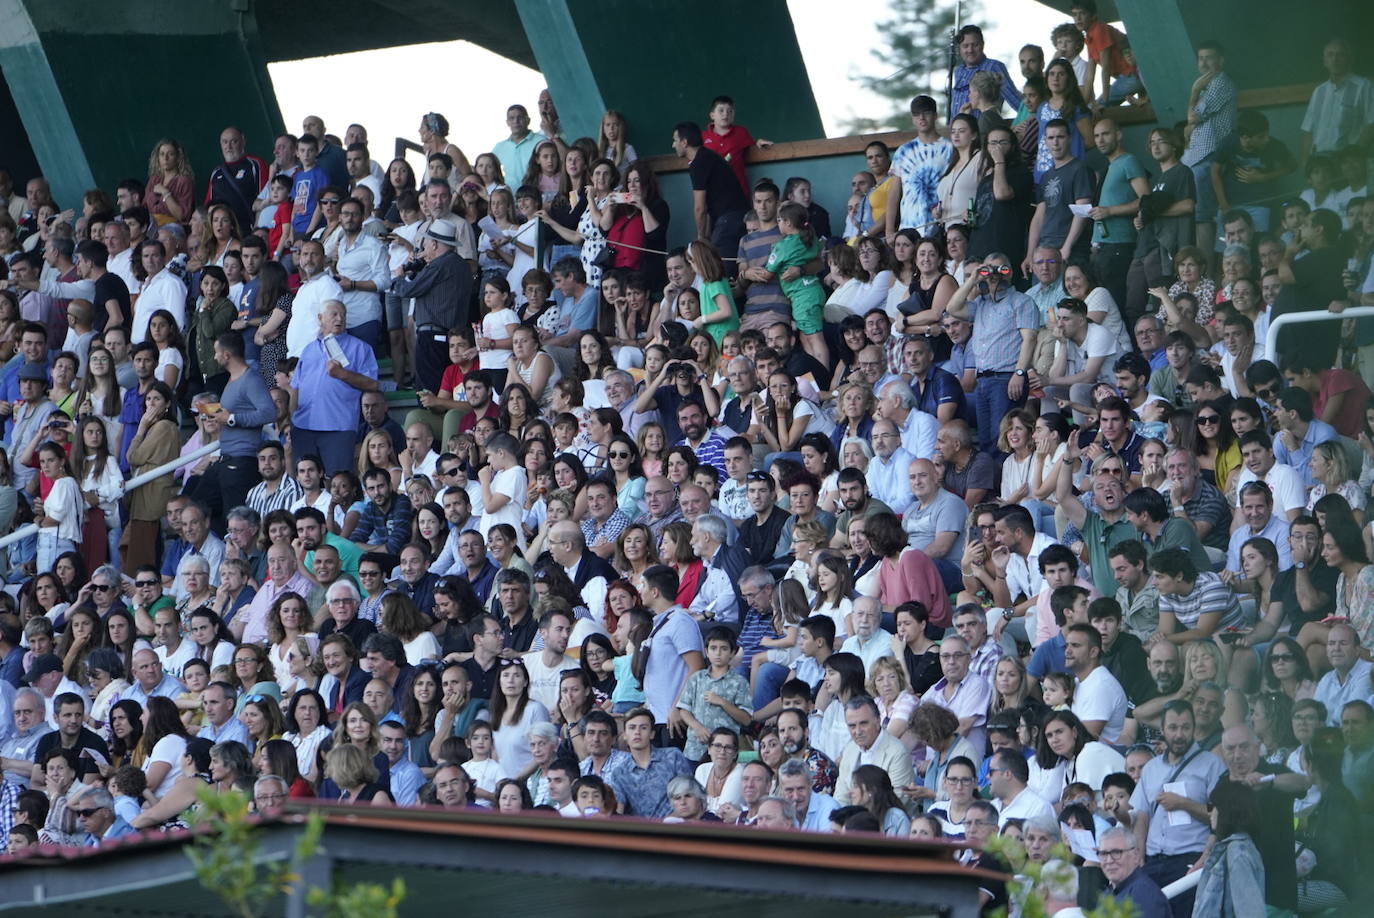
[1102,73,1144,104]
[933,557,964,595]
[348,320,382,350]
[1189,153,1218,222]
[974,373,1025,453]
[293,428,357,477]
[1022,498,1058,537]
[752,662,790,710]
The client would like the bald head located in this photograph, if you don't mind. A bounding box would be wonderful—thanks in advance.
[678,484,710,517]
[908,457,939,500]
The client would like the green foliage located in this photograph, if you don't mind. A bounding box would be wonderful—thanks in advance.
[185,788,404,918]
[980,834,1139,918]
[844,0,981,132]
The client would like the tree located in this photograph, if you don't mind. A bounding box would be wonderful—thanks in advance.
[186,788,405,918]
[843,0,981,133]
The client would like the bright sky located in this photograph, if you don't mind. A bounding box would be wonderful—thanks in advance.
[268,0,1067,170]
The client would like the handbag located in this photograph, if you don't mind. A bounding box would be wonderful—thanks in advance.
[591,245,617,270]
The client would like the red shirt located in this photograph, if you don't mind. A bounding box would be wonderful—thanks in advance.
[440,360,479,396]
[1316,369,1371,438]
[701,124,755,195]
[458,401,501,433]
[1084,21,1134,77]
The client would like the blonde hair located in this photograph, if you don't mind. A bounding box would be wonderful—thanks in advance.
[865,656,910,699]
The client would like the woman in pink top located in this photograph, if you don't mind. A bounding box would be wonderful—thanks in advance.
[867,512,952,627]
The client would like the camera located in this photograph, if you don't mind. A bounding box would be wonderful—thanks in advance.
[403,256,427,275]
[667,362,693,376]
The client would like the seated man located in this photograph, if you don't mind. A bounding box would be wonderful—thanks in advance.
[1271,386,1338,488]
[350,468,414,554]
[1224,481,1293,583]
[935,420,995,508]
[903,457,967,594]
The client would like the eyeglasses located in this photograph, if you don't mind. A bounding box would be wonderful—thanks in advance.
[708,743,737,751]
[359,570,382,577]
[1254,385,1280,400]
[746,471,770,482]
[255,793,286,803]
[945,776,974,785]
[440,467,460,477]
[938,652,970,660]
[235,657,257,665]
[1097,848,1132,860]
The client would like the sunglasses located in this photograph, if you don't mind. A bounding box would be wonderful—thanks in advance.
[608,451,631,459]
[746,471,770,482]
[91,584,112,592]
[72,807,104,818]
[135,579,158,587]
[1197,415,1220,425]
[1269,653,1296,662]
[320,198,342,205]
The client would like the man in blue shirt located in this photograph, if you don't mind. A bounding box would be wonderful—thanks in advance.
[904,335,968,423]
[292,301,379,477]
[543,257,598,375]
[951,25,1021,118]
[72,786,136,846]
[778,759,837,832]
[379,716,425,806]
[603,707,692,818]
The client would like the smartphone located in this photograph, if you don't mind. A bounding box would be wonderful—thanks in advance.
[202,402,222,416]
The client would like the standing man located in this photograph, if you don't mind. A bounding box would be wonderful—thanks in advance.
[1025,121,1094,273]
[332,199,388,347]
[1129,700,1225,916]
[1126,128,1196,326]
[887,95,952,237]
[389,219,472,393]
[205,126,267,231]
[1301,39,1374,161]
[492,105,544,190]
[1099,825,1171,918]
[945,254,1040,454]
[291,301,378,476]
[638,566,705,742]
[733,181,790,333]
[950,25,1021,118]
[1181,41,1237,262]
[284,240,343,359]
[672,122,749,264]
[200,333,273,521]
[1089,118,1149,319]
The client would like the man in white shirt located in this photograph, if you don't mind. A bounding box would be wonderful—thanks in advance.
[1044,296,1119,425]
[522,609,575,711]
[1314,623,1374,725]
[399,422,439,489]
[1301,38,1374,159]
[990,748,1054,827]
[839,597,895,673]
[1065,623,1127,742]
[102,221,138,292]
[876,380,938,460]
[153,607,196,680]
[1234,430,1305,521]
[332,198,388,347]
[832,696,914,806]
[285,240,345,359]
[866,420,915,516]
[130,240,187,343]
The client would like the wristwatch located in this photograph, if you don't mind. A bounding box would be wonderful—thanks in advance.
[1294,561,1307,570]
[1014,368,1027,377]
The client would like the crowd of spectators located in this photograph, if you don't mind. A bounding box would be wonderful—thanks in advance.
[0,6,1370,916]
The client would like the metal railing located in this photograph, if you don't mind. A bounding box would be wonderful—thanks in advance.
[0,440,220,552]
[1263,305,1374,363]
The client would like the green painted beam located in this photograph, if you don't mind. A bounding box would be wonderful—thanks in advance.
[1113,0,1196,127]
[513,0,607,143]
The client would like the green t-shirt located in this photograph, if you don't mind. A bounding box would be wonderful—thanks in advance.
[765,234,824,307]
[1092,152,1146,245]
[1079,511,1140,597]
[698,278,739,347]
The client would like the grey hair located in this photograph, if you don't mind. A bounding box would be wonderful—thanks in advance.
[1164,447,1199,471]
[1222,244,1250,260]
[777,759,810,781]
[839,436,874,460]
[880,380,916,410]
[226,506,261,528]
[738,566,774,589]
[603,368,633,388]
[14,687,43,708]
[843,694,881,718]
[1039,859,1079,902]
[1097,825,1135,851]
[1025,814,1062,837]
[254,774,289,795]
[665,775,706,801]
[693,514,728,545]
[177,552,211,576]
[755,795,797,823]
[326,578,361,601]
[70,785,114,810]
[90,564,120,584]
[528,721,560,743]
[727,355,755,373]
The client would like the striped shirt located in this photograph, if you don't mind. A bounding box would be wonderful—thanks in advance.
[247,476,304,517]
[1159,571,1246,632]
[737,227,789,318]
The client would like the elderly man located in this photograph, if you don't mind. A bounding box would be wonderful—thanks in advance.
[254,775,291,815]
[866,420,914,516]
[388,217,472,392]
[159,500,226,602]
[291,300,378,475]
[876,379,937,460]
[323,581,380,649]
[839,598,894,672]
[945,252,1040,453]
[546,521,617,614]
[1056,464,1133,599]
[904,457,968,593]
[832,695,915,806]
[122,649,184,708]
[236,542,317,643]
[1164,449,1231,554]
[921,634,991,751]
[1024,245,1067,319]
[1315,623,1373,726]
[71,785,136,846]
[1099,825,1170,918]
[399,422,438,489]
[0,689,50,787]
[633,477,684,542]
[1213,724,1301,911]
[604,368,656,437]
[689,514,745,626]
[750,796,795,831]
[777,758,837,831]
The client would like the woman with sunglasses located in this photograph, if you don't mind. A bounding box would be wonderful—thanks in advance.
[1260,637,1316,703]
[604,433,646,515]
[1194,399,1240,490]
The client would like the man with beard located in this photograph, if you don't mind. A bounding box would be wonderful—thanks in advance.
[830,468,892,552]
[1058,463,1137,598]
[776,707,837,795]
[1130,641,1185,730]
[1129,700,1224,917]
[673,399,727,478]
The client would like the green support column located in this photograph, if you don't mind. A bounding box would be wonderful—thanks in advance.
[1113,0,1197,127]
[515,0,823,154]
[0,0,282,212]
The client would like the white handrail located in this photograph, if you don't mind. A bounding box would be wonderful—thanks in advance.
[1263,305,1374,365]
[0,440,221,552]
